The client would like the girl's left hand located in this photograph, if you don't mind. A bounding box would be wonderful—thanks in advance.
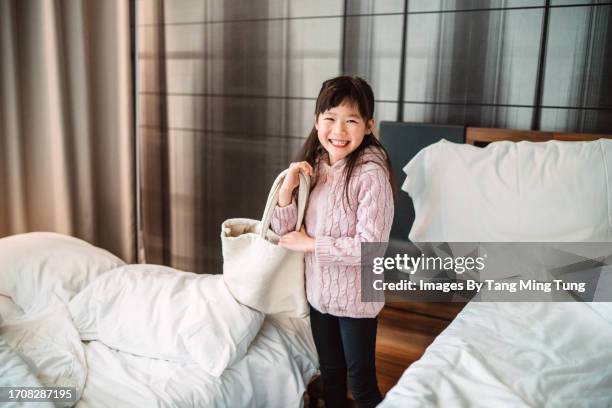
[279,227,315,253]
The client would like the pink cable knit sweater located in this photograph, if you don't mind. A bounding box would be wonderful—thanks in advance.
[271,147,394,318]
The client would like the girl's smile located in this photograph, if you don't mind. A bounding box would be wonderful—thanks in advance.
[315,102,374,165]
[329,139,350,147]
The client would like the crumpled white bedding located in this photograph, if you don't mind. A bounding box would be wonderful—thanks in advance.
[0,293,317,408]
[69,265,266,378]
[0,296,87,408]
[380,302,612,408]
[77,316,317,408]
[0,233,318,407]
[0,335,55,408]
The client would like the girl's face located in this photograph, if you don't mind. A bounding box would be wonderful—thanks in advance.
[315,101,374,165]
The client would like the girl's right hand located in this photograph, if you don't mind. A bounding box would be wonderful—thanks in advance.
[278,161,313,207]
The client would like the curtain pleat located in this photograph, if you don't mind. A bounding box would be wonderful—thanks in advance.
[0,0,135,262]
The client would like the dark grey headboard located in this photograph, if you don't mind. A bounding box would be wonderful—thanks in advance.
[379,122,464,242]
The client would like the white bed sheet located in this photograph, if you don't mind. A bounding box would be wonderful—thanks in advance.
[0,336,55,408]
[0,294,24,320]
[380,302,612,408]
[0,295,87,406]
[0,295,318,408]
[77,315,318,408]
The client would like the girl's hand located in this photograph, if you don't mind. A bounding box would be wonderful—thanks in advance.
[279,227,315,252]
[278,161,313,207]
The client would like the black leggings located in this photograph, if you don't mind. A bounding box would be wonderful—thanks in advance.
[309,305,382,408]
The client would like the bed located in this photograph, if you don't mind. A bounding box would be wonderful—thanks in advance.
[0,232,318,408]
[378,125,612,407]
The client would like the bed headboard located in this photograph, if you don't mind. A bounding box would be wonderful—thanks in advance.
[379,122,464,242]
[466,127,611,146]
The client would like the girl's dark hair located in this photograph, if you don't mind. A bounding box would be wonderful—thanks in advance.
[298,76,397,209]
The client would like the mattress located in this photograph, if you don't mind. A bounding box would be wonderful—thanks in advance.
[380,301,612,407]
[0,294,318,408]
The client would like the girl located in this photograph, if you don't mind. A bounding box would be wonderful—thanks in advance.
[270,76,395,408]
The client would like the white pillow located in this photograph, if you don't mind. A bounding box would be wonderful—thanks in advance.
[0,232,125,311]
[403,139,612,242]
[68,264,264,377]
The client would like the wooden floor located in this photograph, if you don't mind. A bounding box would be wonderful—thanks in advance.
[305,302,465,405]
[376,302,465,395]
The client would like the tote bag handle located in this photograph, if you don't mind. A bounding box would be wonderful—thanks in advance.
[259,169,310,238]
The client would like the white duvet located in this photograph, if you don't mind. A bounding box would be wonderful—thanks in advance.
[0,336,55,408]
[0,294,317,408]
[0,296,87,407]
[77,316,316,408]
[0,233,318,407]
[380,302,612,408]
[69,265,265,378]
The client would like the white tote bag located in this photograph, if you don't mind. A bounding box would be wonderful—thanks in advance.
[221,169,310,317]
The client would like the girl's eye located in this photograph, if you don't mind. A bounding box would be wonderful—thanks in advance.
[324,117,334,121]
[347,120,357,124]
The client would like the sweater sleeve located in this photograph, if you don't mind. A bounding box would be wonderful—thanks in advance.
[314,166,394,266]
[270,199,298,236]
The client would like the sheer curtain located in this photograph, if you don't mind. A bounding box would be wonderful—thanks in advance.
[136,1,325,273]
[136,1,611,274]
[0,0,135,262]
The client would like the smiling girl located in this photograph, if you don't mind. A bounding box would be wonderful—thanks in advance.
[270,76,395,408]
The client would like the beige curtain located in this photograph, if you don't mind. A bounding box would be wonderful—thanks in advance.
[0,0,135,262]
